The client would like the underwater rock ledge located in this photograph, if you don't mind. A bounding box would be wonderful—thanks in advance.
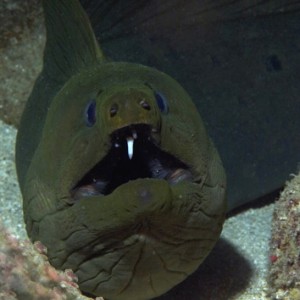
[0,0,44,127]
[269,172,300,299]
[0,225,98,300]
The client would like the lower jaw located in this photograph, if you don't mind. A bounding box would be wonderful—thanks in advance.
[71,167,192,201]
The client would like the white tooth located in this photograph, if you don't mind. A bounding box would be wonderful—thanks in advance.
[127,137,134,159]
[132,130,138,139]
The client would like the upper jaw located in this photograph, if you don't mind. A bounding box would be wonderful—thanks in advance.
[71,124,193,201]
[110,123,159,160]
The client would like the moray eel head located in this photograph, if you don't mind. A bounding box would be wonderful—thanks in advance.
[22,64,226,300]
[72,85,192,201]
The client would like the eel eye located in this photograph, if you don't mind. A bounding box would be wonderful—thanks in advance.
[85,100,96,127]
[155,91,169,114]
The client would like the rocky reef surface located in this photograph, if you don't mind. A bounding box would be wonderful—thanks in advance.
[269,173,300,299]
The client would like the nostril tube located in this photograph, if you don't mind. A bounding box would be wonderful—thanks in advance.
[110,103,118,117]
[140,99,151,110]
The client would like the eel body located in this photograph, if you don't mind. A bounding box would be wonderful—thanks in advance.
[15,0,226,299]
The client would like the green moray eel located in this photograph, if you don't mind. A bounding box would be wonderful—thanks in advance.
[15,0,226,299]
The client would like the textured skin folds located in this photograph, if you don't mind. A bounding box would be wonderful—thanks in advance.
[16,1,226,299]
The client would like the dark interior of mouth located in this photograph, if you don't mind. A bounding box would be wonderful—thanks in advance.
[71,124,192,200]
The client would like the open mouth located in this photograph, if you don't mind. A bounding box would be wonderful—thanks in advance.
[71,124,193,201]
